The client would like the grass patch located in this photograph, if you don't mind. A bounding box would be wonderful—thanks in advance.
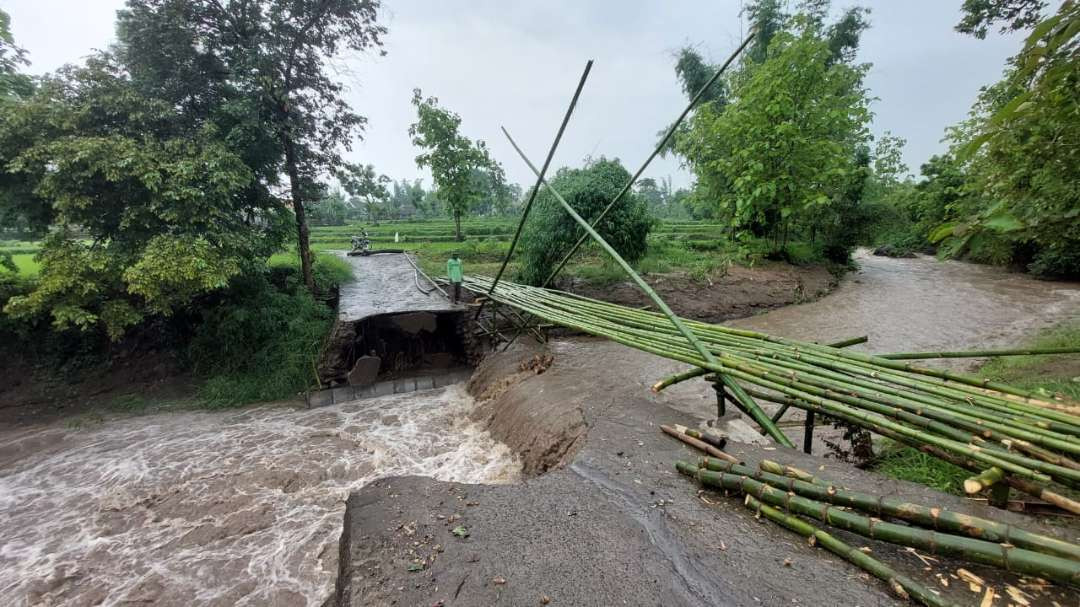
[872,441,969,495]
[978,320,1080,401]
[870,320,1080,494]
[12,254,39,276]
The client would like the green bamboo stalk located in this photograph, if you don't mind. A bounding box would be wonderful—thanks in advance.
[501,128,790,446]
[879,347,1080,360]
[677,462,1080,587]
[743,495,959,607]
[483,60,593,305]
[758,459,829,486]
[652,335,868,392]
[699,457,1080,562]
[460,275,1080,485]
[540,31,757,288]
[742,386,1080,515]
[717,374,795,448]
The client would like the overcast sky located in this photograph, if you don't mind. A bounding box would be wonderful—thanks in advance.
[3,1,1027,189]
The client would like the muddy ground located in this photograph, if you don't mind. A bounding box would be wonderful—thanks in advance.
[334,338,1080,607]
[560,261,837,323]
[0,350,194,428]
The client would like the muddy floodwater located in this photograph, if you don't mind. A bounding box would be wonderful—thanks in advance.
[733,251,1080,365]
[0,385,519,606]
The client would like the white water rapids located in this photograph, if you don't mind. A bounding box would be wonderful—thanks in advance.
[0,384,520,606]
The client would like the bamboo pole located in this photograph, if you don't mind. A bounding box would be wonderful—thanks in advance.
[879,347,1080,360]
[502,128,791,446]
[743,495,959,607]
[697,457,1080,562]
[965,467,1005,494]
[677,462,1080,587]
[479,60,593,321]
[540,31,757,288]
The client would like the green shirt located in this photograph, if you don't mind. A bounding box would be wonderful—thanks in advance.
[447,258,464,283]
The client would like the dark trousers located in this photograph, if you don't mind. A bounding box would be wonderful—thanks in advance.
[452,282,461,303]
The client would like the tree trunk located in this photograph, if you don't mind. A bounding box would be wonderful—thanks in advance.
[283,135,315,292]
[453,208,463,242]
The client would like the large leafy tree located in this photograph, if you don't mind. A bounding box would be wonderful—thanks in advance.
[517,158,653,285]
[0,56,289,338]
[677,20,872,252]
[117,0,386,291]
[933,0,1080,276]
[337,163,390,224]
[409,89,503,241]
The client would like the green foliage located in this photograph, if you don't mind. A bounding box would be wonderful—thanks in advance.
[0,57,288,339]
[516,158,653,285]
[409,89,504,241]
[337,163,391,223]
[188,273,332,407]
[933,2,1080,277]
[678,20,872,253]
[0,9,32,100]
[957,0,1047,38]
[117,0,387,291]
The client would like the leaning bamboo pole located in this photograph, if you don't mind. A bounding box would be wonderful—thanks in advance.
[501,128,792,445]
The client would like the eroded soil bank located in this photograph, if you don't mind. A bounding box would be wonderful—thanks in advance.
[336,254,1080,607]
[559,260,837,323]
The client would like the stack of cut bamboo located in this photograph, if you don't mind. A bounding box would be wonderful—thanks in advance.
[462,275,1080,513]
[665,426,1079,606]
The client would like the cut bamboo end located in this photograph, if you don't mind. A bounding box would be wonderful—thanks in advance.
[964,467,1005,495]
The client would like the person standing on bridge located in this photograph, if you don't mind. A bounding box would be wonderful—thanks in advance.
[447,252,464,304]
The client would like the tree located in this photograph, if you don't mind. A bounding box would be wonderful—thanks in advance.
[933,1,1080,276]
[517,158,653,285]
[117,0,387,292]
[0,56,289,338]
[409,89,503,241]
[337,162,390,224]
[0,9,31,100]
[677,20,872,252]
[957,0,1047,38]
[310,189,349,226]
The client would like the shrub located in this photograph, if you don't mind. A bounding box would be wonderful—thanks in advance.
[516,158,653,285]
[188,271,333,407]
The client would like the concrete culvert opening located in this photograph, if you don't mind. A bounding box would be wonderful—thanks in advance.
[315,310,480,404]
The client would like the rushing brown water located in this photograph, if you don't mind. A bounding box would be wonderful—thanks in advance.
[732,251,1080,367]
[0,385,519,606]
